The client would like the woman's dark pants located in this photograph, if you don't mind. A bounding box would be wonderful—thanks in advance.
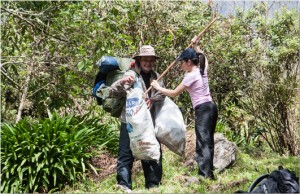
[116,122,162,189]
[194,101,218,179]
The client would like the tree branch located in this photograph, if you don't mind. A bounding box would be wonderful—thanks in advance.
[28,82,54,98]
[1,69,21,90]
[1,7,69,43]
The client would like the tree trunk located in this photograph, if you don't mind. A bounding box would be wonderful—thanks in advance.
[16,62,34,123]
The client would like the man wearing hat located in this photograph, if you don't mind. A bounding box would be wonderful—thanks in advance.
[109,45,165,192]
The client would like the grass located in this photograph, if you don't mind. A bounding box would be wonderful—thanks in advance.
[62,144,299,193]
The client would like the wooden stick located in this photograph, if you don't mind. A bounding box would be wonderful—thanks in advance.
[145,17,218,95]
[186,17,218,49]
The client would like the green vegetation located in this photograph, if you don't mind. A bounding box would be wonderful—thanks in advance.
[0,112,119,193]
[62,137,299,193]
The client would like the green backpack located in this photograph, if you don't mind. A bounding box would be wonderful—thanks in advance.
[93,56,134,117]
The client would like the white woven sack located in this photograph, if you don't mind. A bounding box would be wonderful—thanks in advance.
[154,97,186,156]
[125,87,160,162]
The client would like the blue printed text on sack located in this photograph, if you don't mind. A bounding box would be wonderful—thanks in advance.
[126,97,139,108]
[126,107,139,117]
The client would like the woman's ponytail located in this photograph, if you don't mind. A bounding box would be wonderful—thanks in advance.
[197,53,206,76]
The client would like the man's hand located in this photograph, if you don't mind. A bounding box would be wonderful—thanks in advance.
[145,98,153,109]
[120,75,135,85]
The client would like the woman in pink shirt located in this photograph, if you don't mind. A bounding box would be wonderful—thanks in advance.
[151,43,218,180]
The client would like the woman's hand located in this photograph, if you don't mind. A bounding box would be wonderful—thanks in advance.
[191,35,204,53]
[120,75,135,85]
[151,80,161,90]
[191,35,199,46]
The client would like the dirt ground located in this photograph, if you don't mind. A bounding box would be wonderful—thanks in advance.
[89,130,197,181]
[89,131,246,192]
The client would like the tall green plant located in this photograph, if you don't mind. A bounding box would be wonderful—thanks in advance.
[0,112,118,193]
[208,2,299,155]
[238,4,299,155]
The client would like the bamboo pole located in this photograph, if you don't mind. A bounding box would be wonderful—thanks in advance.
[145,17,218,95]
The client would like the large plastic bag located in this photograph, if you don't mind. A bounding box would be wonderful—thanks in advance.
[125,87,160,162]
[154,97,186,156]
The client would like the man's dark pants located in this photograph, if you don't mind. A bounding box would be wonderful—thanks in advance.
[117,122,162,189]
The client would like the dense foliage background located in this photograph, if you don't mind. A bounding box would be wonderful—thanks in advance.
[1,1,299,193]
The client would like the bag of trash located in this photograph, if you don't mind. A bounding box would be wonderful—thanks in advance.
[154,97,186,156]
[125,86,160,162]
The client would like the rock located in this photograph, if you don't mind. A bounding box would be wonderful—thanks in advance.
[213,133,237,173]
[184,130,237,173]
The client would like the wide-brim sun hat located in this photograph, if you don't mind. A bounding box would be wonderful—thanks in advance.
[133,45,160,59]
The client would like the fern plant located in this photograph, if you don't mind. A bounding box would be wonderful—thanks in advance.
[0,112,118,193]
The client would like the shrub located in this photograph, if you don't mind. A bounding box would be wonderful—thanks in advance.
[0,112,118,193]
